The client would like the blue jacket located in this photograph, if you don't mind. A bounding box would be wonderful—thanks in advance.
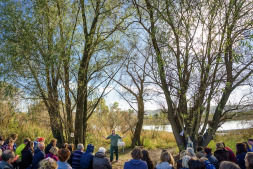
[206,154,218,168]
[204,160,216,169]
[80,144,94,169]
[72,150,83,169]
[124,159,148,169]
[31,148,45,169]
[236,152,246,169]
[0,161,13,169]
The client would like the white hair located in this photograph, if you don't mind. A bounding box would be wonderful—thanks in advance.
[38,142,45,149]
[182,155,191,168]
[77,143,84,150]
[98,147,106,154]
[186,147,196,157]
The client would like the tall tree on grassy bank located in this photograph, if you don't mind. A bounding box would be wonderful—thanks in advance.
[133,0,253,149]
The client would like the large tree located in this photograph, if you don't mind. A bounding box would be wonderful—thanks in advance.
[133,0,253,149]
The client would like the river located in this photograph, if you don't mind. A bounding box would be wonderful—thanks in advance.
[143,120,253,132]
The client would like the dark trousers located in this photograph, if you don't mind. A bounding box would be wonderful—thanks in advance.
[110,146,118,162]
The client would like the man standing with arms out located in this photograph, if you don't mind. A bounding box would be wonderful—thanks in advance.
[102,130,126,163]
[248,139,253,152]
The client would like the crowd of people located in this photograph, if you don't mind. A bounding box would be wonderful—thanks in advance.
[0,133,252,169]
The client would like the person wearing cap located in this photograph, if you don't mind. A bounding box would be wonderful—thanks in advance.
[34,138,45,150]
[93,147,112,169]
[80,144,94,169]
[15,138,30,159]
[0,149,16,169]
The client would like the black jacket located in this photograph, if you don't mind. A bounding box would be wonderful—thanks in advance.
[214,149,230,164]
[93,152,112,169]
[20,149,33,169]
[45,143,53,155]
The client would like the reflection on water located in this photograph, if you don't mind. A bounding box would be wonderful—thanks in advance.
[143,120,253,132]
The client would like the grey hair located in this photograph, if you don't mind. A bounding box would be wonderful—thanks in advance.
[186,147,196,157]
[77,143,84,150]
[98,147,106,154]
[182,155,191,168]
[38,142,45,149]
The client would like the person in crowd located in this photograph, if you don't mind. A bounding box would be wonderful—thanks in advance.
[92,147,112,169]
[80,144,94,169]
[57,149,72,169]
[200,157,215,169]
[32,142,45,169]
[214,142,229,164]
[15,138,30,159]
[124,147,148,169]
[0,136,5,149]
[177,150,187,169]
[196,147,206,159]
[245,152,253,169]
[34,138,45,150]
[0,150,16,169]
[33,137,39,149]
[243,142,252,152]
[186,147,196,157]
[181,155,191,169]
[39,157,58,169]
[9,134,18,151]
[204,147,218,169]
[102,130,126,163]
[141,149,154,169]
[67,144,74,166]
[45,147,59,161]
[188,157,205,169]
[1,138,19,163]
[248,139,253,152]
[71,143,84,169]
[222,142,236,162]
[236,143,247,169]
[156,151,174,169]
[62,143,68,149]
[45,138,57,155]
[219,161,240,169]
[20,141,34,169]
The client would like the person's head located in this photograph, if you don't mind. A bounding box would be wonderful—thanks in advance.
[39,157,58,169]
[23,141,34,152]
[62,143,68,149]
[58,149,71,162]
[188,157,205,169]
[216,142,225,150]
[236,143,247,155]
[248,139,253,146]
[180,150,187,159]
[97,147,106,154]
[0,136,5,145]
[219,161,240,169]
[131,147,142,160]
[245,152,253,169]
[50,138,57,146]
[77,143,84,151]
[38,137,45,143]
[24,138,30,145]
[10,134,18,142]
[8,138,15,147]
[112,130,115,135]
[86,144,94,153]
[196,146,203,152]
[243,142,251,150]
[35,137,40,142]
[186,147,196,157]
[182,155,191,168]
[68,144,74,152]
[141,149,151,161]
[49,147,59,155]
[204,147,212,155]
[196,150,205,158]
[160,151,175,166]
[2,150,15,164]
[38,142,45,151]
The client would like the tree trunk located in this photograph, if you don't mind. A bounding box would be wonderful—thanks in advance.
[131,98,145,147]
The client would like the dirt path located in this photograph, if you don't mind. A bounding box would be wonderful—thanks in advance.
[106,147,178,169]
